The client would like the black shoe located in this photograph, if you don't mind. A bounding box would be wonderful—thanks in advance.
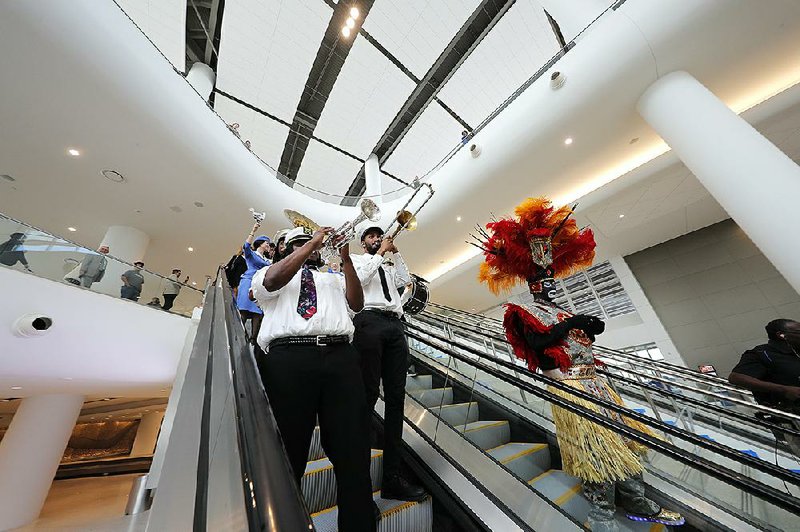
[381,474,426,502]
[373,501,382,522]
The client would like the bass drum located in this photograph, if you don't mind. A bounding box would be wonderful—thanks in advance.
[402,274,430,315]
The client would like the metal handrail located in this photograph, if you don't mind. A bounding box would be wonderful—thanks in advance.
[405,321,800,490]
[414,309,800,425]
[217,273,314,532]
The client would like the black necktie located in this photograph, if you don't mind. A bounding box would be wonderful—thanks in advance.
[378,266,391,301]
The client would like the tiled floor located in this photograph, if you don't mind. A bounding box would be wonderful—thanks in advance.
[14,474,147,531]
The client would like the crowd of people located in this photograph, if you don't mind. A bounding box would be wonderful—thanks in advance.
[0,232,192,311]
[224,217,424,531]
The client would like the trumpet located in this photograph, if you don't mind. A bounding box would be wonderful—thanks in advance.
[385,182,434,240]
[322,199,381,260]
[284,199,381,261]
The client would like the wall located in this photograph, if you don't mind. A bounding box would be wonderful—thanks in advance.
[0,266,195,397]
[625,219,800,376]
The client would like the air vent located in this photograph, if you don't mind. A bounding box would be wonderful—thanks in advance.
[193,201,204,208]
[102,169,125,183]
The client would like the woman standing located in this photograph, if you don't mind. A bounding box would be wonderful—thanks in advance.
[237,221,271,343]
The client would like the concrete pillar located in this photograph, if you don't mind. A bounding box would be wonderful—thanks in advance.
[185,62,215,102]
[0,394,85,530]
[101,225,149,264]
[364,153,382,203]
[130,411,164,457]
[638,71,800,295]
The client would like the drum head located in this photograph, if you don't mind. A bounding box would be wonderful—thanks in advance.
[403,277,430,315]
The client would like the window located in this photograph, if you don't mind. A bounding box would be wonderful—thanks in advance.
[619,342,664,361]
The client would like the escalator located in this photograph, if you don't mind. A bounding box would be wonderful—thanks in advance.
[132,275,800,531]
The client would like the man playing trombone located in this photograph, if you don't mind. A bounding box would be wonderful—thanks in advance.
[351,225,426,502]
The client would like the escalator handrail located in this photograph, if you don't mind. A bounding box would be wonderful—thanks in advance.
[426,303,740,387]
[405,321,800,489]
[414,311,800,423]
[405,329,800,517]
[217,274,314,532]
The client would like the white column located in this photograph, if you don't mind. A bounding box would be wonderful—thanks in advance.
[364,153,383,203]
[130,411,164,457]
[638,71,800,295]
[101,225,149,264]
[0,394,84,530]
[185,62,215,102]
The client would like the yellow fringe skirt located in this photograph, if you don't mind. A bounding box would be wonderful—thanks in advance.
[548,376,657,484]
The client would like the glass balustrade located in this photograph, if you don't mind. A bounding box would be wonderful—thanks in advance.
[0,213,203,317]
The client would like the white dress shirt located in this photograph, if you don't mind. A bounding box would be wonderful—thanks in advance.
[351,252,412,316]
[251,265,355,350]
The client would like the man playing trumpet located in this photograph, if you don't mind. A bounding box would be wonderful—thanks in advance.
[351,226,426,502]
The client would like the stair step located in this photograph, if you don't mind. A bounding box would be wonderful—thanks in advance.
[408,387,453,408]
[308,426,324,461]
[405,374,433,391]
[458,420,510,450]
[429,401,479,427]
[302,449,383,514]
[488,442,550,481]
[312,492,433,532]
[529,470,666,531]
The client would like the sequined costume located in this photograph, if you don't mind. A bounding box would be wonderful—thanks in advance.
[474,197,683,530]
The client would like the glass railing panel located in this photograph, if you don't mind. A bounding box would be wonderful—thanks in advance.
[0,213,202,317]
[407,322,800,530]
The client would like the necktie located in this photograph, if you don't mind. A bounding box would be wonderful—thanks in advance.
[378,266,392,301]
[297,266,318,319]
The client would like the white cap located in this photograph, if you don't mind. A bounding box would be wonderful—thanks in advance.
[284,226,313,247]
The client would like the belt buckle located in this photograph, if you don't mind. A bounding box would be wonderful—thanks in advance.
[315,335,327,346]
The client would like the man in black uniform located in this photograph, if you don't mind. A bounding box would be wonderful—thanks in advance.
[351,226,425,502]
[252,226,376,531]
[729,318,800,458]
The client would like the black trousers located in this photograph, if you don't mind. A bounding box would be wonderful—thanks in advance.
[260,343,375,532]
[162,293,177,310]
[352,311,408,480]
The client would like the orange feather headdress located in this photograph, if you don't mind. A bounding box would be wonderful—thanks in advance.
[473,197,596,295]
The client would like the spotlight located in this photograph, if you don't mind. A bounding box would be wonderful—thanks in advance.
[346,17,355,28]
[67,148,80,157]
[456,216,462,222]
[350,7,359,19]
[619,214,625,218]
[188,247,194,252]
[68,227,77,232]
[564,137,573,146]
[341,26,351,37]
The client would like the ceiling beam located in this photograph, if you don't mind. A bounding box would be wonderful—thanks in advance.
[277,1,376,184]
[340,0,516,205]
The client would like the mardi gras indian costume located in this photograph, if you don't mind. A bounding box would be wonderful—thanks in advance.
[475,198,683,531]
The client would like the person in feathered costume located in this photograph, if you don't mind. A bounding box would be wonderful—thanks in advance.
[475,197,683,531]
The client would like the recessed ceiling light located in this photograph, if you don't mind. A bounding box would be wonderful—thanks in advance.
[350,7,359,19]
[187,247,194,252]
[61,377,73,381]
[341,26,351,37]
[67,227,77,232]
[345,17,355,28]
[67,148,80,157]
[456,216,462,222]
[10,386,21,390]
[192,281,197,286]
[619,214,625,218]
[564,137,573,146]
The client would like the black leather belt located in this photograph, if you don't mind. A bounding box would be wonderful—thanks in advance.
[364,308,401,319]
[269,335,350,349]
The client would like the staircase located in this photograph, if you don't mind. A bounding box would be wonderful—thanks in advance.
[303,426,433,531]
[406,373,667,531]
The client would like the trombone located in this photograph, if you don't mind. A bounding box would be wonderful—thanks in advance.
[385,183,435,240]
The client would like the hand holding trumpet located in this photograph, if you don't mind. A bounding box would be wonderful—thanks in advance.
[378,236,398,256]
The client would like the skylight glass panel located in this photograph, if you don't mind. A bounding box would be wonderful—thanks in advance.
[295,139,364,199]
[117,0,186,72]
[216,0,330,122]
[315,37,416,159]
[363,0,480,78]
[437,0,560,126]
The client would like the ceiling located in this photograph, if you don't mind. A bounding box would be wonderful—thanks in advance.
[0,0,799,313]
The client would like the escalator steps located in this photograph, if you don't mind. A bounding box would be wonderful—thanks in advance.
[487,442,550,481]
[458,420,510,450]
[429,401,480,426]
[308,426,324,461]
[302,449,383,514]
[408,387,453,408]
[311,492,433,532]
